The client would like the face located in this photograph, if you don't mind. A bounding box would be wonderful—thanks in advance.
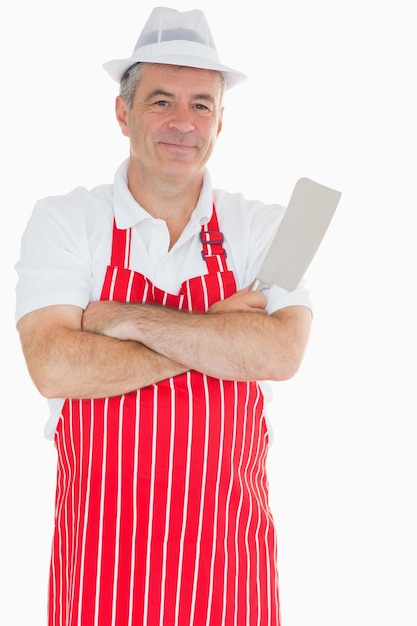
[116,63,224,185]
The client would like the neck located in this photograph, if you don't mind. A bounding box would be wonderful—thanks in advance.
[127,161,204,248]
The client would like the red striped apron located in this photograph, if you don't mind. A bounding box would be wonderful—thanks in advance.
[50,207,281,626]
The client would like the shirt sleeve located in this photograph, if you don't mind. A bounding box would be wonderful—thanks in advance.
[15,190,93,324]
[263,280,312,315]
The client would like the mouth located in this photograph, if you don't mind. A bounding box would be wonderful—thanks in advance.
[158,141,198,157]
[160,137,197,147]
[157,133,199,151]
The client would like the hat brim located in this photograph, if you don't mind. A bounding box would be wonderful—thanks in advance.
[103,41,247,90]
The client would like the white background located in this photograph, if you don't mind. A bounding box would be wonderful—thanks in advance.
[1,0,416,624]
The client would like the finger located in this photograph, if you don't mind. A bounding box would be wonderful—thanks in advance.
[244,290,267,308]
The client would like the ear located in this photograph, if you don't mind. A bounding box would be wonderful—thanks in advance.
[115,96,130,137]
[217,106,224,137]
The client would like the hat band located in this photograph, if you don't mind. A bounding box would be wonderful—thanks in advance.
[131,40,222,65]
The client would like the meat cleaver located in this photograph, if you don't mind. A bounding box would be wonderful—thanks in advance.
[251,177,342,291]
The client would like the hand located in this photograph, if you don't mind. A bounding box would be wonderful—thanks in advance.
[82,300,131,339]
[207,286,267,315]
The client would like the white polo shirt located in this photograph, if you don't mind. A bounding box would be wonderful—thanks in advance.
[15,159,312,438]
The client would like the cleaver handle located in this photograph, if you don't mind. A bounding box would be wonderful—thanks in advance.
[251,278,270,292]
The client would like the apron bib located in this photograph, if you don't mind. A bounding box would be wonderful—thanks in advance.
[50,207,281,626]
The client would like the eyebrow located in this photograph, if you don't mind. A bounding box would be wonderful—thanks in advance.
[145,89,173,101]
[145,89,216,104]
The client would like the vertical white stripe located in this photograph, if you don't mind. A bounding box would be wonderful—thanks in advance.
[57,427,72,626]
[274,525,280,626]
[61,410,75,611]
[257,432,272,626]
[126,271,134,303]
[249,409,263,626]
[221,381,239,626]
[142,280,150,303]
[69,404,83,625]
[189,374,211,624]
[128,392,141,626]
[111,396,125,626]
[54,433,63,626]
[243,388,258,626]
[60,416,72,615]
[142,386,159,625]
[77,401,95,626]
[257,426,279,626]
[50,537,57,625]
[93,398,109,626]
[109,267,118,300]
[205,381,226,626]
[218,271,225,300]
[174,371,194,625]
[67,404,76,620]
[124,228,131,268]
[257,397,275,626]
[159,378,176,626]
[233,384,250,626]
[185,281,193,312]
[201,275,209,311]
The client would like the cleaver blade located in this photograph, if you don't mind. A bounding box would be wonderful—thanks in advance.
[252,177,342,291]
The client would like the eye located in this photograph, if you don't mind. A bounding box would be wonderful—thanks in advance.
[194,102,215,113]
[154,100,170,108]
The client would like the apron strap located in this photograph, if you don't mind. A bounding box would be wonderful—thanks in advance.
[200,205,229,273]
[110,219,131,268]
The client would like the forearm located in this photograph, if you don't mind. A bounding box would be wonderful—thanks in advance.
[17,306,187,400]
[84,300,311,382]
[136,305,283,380]
[43,330,187,399]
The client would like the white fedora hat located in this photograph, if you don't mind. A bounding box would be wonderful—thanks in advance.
[103,6,247,90]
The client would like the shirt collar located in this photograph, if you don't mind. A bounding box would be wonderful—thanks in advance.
[113,158,213,230]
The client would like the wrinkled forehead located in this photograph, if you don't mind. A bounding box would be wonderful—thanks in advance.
[139,63,225,99]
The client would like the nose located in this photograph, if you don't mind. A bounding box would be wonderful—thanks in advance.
[168,105,195,133]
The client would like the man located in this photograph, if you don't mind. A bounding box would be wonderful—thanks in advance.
[15,7,312,626]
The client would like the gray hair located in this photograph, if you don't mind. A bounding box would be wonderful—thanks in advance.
[119,63,147,108]
[119,62,227,109]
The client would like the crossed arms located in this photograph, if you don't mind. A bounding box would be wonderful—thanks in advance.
[17,288,311,400]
